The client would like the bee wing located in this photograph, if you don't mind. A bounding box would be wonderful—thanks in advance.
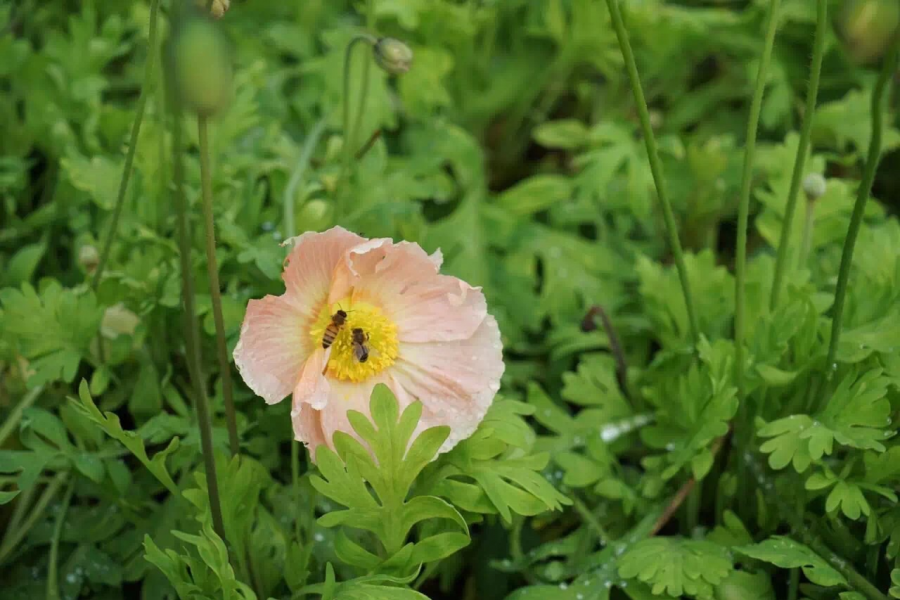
[320,346,334,375]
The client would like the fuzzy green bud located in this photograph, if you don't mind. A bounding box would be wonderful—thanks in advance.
[78,245,99,273]
[840,0,900,64]
[169,17,232,116]
[374,38,413,74]
[196,0,230,19]
[802,173,827,202]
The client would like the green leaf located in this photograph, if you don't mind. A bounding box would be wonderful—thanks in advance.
[0,283,103,387]
[533,119,590,150]
[713,570,775,600]
[618,537,733,599]
[759,369,893,472]
[735,536,847,587]
[1,242,45,286]
[310,384,469,576]
[71,381,180,496]
[425,398,572,523]
[496,175,573,216]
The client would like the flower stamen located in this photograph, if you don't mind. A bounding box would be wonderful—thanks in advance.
[309,299,398,384]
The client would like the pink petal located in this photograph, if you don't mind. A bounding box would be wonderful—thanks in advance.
[333,240,487,343]
[293,347,331,410]
[292,376,396,459]
[235,227,364,405]
[233,295,307,405]
[282,226,365,318]
[390,314,504,453]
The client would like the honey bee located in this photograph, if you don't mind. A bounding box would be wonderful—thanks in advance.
[322,310,348,349]
[351,328,370,363]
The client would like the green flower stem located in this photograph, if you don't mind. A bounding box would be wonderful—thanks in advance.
[335,33,377,219]
[197,115,239,457]
[826,34,900,369]
[571,496,610,543]
[284,119,327,240]
[0,471,68,566]
[798,197,816,266]
[46,478,75,600]
[770,0,827,309]
[604,0,698,346]
[168,81,227,545]
[92,0,160,290]
[0,385,43,447]
[735,0,781,403]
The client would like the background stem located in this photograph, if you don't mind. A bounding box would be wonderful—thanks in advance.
[284,119,327,240]
[826,34,900,369]
[770,0,827,309]
[0,472,68,566]
[168,79,227,543]
[46,478,75,600]
[0,385,43,447]
[734,0,781,405]
[92,0,160,289]
[198,115,239,457]
[605,0,699,346]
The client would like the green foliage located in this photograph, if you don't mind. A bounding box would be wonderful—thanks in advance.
[618,538,733,599]
[311,385,470,577]
[3,0,900,598]
[735,536,847,588]
[759,368,893,472]
[0,282,103,387]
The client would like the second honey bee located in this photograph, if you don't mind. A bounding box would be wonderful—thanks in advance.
[322,309,348,349]
[351,328,370,363]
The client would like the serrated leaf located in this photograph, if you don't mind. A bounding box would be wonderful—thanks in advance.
[735,536,847,587]
[759,369,893,472]
[618,537,733,599]
[71,381,180,496]
[311,385,469,576]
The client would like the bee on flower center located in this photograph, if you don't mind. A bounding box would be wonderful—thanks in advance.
[351,328,370,363]
[322,310,348,349]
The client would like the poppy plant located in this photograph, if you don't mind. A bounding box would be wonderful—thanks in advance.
[234,227,504,458]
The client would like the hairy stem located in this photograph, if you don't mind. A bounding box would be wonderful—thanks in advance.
[46,478,75,600]
[93,0,160,289]
[168,74,227,544]
[0,472,68,566]
[0,385,43,447]
[735,0,780,416]
[198,115,239,457]
[798,197,817,267]
[770,0,827,309]
[604,0,699,346]
[826,34,900,369]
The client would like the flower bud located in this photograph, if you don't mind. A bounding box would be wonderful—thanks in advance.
[196,0,230,19]
[802,173,827,202]
[168,17,232,116]
[839,0,900,64]
[78,245,99,273]
[101,304,140,339]
[374,38,413,75]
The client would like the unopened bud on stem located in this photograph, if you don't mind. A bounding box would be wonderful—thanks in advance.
[374,38,413,74]
[79,245,99,273]
[802,173,827,202]
[197,0,230,19]
[168,17,233,116]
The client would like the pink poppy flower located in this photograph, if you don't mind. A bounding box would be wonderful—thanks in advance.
[233,227,504,458]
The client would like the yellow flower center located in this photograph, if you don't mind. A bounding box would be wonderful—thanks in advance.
[309,299,399,383]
